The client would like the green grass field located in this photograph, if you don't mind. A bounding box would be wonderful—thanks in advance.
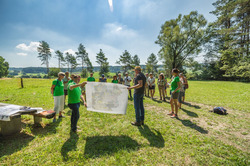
[0,78,249,165]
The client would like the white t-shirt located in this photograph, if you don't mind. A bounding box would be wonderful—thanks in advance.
[124,76,131,86]
[147,77,155,86]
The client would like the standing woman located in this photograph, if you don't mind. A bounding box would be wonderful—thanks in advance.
[157,74,166,101]
[147,73,155,99]
[112,75,118,83]
[168,68,181,118]
[51,72,65,122]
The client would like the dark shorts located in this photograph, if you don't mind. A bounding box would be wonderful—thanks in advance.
[171,92,179,99]
[149,85,155,90]
[64,90,68,95]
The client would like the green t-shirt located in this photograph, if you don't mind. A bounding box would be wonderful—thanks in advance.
[112,80,118,83]
[52,79,64,96]
[68,80,73,83]
[67,82,81,104]
[87,77,95,82]
[171,76,180,92]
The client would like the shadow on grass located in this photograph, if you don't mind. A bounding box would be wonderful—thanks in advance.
[0,133,34,158]
[177,118,208,134]
[183,102,201,109]
[152,98,163,103]
[138,125,165,148]
[30,118,62,136]
[61,132,79,161]
[181,108,198,117]
[84,135,139,158]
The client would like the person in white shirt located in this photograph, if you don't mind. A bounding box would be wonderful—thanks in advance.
[124,72,132,98]
[147,73,155,99]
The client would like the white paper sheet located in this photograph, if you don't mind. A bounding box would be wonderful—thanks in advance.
[86,82,128,114]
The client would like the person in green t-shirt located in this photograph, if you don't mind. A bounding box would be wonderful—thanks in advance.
[87,73,95,82]
[112,75,118,83]
[168,68,181,118]
[51,72,65,122]
[68,75,87,132]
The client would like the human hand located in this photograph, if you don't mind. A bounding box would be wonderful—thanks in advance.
[81,82,87,86]
[84,102,87,107]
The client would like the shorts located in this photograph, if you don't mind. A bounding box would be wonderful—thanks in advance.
[53,95,64,114]
[178,91,185,103]
[149,85,155,90]
[171,91,179,100]
[64,89,68,95]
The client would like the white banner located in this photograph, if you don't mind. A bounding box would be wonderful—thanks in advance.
[86,82,128,114]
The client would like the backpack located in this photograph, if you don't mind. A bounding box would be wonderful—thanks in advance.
[212,107,228,115]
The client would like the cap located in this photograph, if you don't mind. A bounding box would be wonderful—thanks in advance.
[58,72,65,76]
[125,72,128,75]
[149,73,153,75]
[118,73,121,76]
[101,74,105,77]
[133,66,141,71]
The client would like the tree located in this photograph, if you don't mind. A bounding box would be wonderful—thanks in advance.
[132,55,140,67]
[65,52,77,73]
[48,67,61,77]
[86,57,94,73]
[96,49,109,76]
[54,50,64,70]
[37,41,52,74]
[146,53,158,74]
[209,0,250,80]
[116,50,133,73]
[155,11,207,72]
[75,43,88,71]
[0,56,9,78]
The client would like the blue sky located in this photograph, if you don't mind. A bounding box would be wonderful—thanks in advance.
[0,0,216,67]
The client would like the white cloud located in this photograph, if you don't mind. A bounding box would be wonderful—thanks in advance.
[17,53,28,56]
[16,42,40,52]
[63,49,75,55]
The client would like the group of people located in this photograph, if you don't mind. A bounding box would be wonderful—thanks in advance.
[50,66,188,132]
[128,66,188,126]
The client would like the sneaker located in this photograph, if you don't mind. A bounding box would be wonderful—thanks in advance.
[131,121,142,126]
[141,121,144,125]
[167,112,174,115]
[53,118,56,123]
[59,115,65,118]
[170,114,178,118]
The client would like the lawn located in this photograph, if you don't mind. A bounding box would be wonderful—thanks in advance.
[0,78,249,165]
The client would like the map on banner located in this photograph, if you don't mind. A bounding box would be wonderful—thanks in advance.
[86,82,128,114]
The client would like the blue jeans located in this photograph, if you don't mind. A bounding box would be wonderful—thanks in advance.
[68,103,80,131]
[133,93,145,123]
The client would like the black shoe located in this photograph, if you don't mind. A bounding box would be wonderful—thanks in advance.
[141,121,144,125]
[59,115,65,118]
[131,121,142,126]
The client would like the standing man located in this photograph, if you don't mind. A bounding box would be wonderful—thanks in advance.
[87,73,95,82]
[99,74,107,82]
[118,73,124,84]
[68,75,87,132]
[127,66,146,126]
[63,72,70,105]
[124,72,132,98]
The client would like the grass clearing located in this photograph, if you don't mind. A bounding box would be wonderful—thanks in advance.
[0,78,249,165]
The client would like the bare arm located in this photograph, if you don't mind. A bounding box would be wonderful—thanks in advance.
[173,81,181,93]
[128,80,143,90]
[80,95,87,107]
[51,85,55,95]
[69,82,87,90]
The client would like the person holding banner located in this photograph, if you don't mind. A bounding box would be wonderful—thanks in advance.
[127,66,146,126]
[68,75,87,132]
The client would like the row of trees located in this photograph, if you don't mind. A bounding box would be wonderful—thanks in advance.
[37,42,159,77]
[0,56,9,78]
